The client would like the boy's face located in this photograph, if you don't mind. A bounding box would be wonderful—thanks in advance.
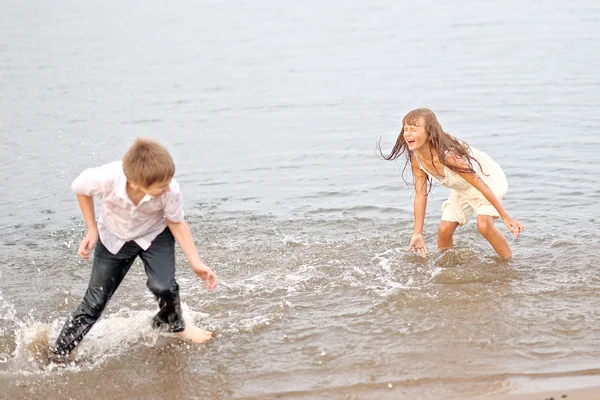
[140,178,172,197]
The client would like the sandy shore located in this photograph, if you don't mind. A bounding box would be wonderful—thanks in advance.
[484,386,600,400]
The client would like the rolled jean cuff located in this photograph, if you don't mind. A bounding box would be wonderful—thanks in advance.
[152,314,185,333]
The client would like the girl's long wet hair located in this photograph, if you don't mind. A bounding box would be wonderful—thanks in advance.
[377,108,483,194]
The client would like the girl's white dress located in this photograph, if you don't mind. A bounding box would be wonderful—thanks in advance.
[414,147,508,225]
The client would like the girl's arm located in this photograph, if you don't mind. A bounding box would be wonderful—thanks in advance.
[445,155,524,237]
[408,154,429,258]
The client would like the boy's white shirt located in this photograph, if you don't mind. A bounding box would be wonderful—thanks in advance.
[71,161,184,255]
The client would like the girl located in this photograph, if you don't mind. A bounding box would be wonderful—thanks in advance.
[380,108,523,258]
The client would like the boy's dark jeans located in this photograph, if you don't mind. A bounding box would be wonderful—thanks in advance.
[53,228,185,356]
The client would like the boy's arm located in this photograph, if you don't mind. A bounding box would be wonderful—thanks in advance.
[71,163,116,259]
[76,195,99,259]
[445,155,524,237]
[78,194,98,233]
[408,154,428,258]
[167,219,218,291]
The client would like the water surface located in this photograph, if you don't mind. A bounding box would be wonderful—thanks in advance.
[1,0,600,398]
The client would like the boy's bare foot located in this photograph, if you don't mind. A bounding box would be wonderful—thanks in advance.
[175,325,212,344]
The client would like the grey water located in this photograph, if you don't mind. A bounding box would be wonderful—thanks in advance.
[1,0,600,398]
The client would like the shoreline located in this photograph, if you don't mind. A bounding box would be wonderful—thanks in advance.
[483,385,600,400]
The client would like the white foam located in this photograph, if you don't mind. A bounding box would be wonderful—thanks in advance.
[0,293,17,322]
[3,302,210,374]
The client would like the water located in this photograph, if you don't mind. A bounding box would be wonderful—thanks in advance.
[1,0,600,398]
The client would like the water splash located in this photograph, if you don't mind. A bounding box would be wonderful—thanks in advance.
[0,299,211,375]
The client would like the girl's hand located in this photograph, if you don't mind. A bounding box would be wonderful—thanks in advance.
[503,216,524,238]
[407,233,428,258]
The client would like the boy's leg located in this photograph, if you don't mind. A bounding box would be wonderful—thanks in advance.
[139,228,185,333]
[52,240,139,356]
[476,215,512,258]
[140,228,211,344]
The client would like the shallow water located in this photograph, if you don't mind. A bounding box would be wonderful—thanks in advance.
[1,0,600,399]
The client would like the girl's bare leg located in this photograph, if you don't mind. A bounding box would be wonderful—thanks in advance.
[438,221,459,250]
[476,215,512,258]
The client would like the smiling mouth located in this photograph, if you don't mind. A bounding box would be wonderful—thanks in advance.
[406,139,415,145]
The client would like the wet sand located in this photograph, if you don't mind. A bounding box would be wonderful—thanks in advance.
[484,386,600,400]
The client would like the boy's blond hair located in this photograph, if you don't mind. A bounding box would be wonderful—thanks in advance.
[122,138,175,187]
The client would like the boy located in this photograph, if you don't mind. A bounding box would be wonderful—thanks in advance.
[51,138,217,359]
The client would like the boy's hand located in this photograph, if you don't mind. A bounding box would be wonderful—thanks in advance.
[193,264,218,292]
[78,230,99,260]
[503,216,524,238]
[407,233,428,258]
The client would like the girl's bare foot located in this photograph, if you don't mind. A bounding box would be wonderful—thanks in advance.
[175,325,212,344]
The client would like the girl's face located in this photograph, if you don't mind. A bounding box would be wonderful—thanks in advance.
[403,118,429,151]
